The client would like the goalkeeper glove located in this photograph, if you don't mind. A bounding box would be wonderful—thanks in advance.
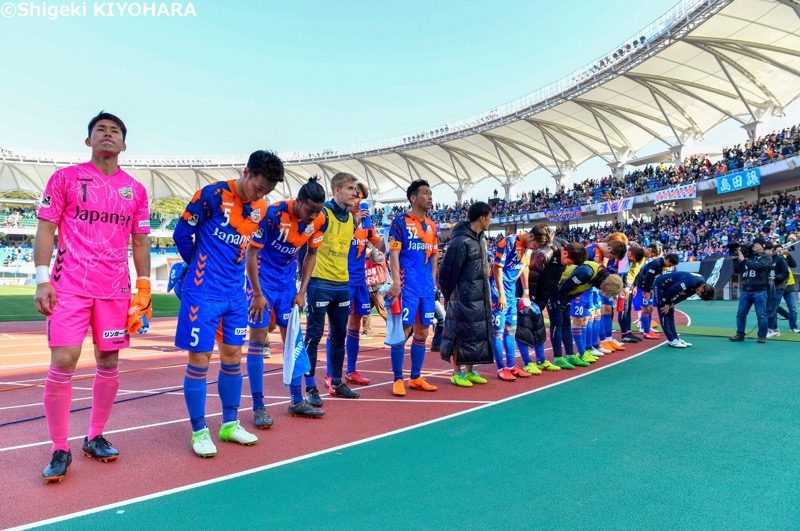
[127,278,152,334]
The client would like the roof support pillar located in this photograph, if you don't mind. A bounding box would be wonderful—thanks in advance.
[670,144,683,162]
[741,121,759,143]
[607,161,625,179]
[552,173,567,190]
[501,180,512,201]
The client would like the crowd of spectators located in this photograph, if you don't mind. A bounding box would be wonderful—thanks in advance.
[374,124,800,227]
[0,239,33,266]
[2,124,799,266]
[560,193,799,261]
[0,207,37,228]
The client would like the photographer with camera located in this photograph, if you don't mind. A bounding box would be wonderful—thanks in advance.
[764,241,789,338]
[729,237,772,343]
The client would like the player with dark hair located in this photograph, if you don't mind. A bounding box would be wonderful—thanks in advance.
[555,244,624,369]
[527,223,566,371]
[618,243,646,343]
[438,201,494,386]
[490,229,540,380]
[173,149,284,457]
[387,179,440,396]
[245,178,327,422]
[653,271,714,348]
[637,252,680,339]
[586,234,628,353]
[35,112,151,482]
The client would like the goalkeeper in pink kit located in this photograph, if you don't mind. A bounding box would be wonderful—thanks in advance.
[33,112,152,483]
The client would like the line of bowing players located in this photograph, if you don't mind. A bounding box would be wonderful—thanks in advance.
[168,150,713,458]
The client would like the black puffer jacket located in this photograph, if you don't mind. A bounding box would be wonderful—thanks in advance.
[528,238,566,310]
[437,222,494,365]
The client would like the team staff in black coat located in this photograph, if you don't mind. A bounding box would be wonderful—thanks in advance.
[527,224,569,371]
[730,237,772,343]
[438,202,494,386]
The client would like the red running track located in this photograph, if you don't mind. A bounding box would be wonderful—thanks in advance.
[0,313,688,528]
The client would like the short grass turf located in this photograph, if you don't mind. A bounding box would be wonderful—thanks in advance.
[0,286,180,322]
[46,335,800,530]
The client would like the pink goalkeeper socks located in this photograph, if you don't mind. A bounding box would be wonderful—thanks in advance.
[87,366,120,440]
[43,366,74,452]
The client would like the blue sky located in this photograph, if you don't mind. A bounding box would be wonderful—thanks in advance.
[0,0,680,157]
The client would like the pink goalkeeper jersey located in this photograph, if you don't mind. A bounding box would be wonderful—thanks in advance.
[37,161,150,299]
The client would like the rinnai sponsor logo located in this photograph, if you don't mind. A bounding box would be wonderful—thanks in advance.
[73,205,132,227]
[234,327,247,336]
[138,219,150,228]
[211,226,250,246]
[315,301,329,307]
[338,301,351,307]
[103,329,128,339]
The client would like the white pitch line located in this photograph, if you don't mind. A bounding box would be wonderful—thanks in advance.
[14,340,669,530]
[326,397,492,404]
[1,333,17,339]
[0,363,448,452]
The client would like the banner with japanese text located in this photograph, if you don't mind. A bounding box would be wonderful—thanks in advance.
[596,197,634,216]
[716,168,760,195]
[654,183,697,204]
[544,207,582,222]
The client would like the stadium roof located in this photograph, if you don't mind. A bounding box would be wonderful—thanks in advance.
[2,0,799,202]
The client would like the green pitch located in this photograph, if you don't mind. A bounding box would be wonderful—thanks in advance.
[0,286,180,322]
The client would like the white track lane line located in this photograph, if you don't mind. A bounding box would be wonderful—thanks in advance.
[14,340,668,531]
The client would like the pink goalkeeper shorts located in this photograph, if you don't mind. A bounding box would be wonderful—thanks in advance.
[47,292,130,351]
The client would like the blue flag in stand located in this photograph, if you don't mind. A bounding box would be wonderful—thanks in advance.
[283,306,311,385]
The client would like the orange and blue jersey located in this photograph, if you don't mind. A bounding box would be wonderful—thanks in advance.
[388,212,438,297]
[250,199,325,290]
[490,233,530,297]
[348,224,382,285]
[587,242,620,274]
[173,180,266,301]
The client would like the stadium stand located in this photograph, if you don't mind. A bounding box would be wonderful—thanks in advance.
[2,122,799,266]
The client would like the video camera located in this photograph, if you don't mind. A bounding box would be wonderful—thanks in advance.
[727,242,753,258]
